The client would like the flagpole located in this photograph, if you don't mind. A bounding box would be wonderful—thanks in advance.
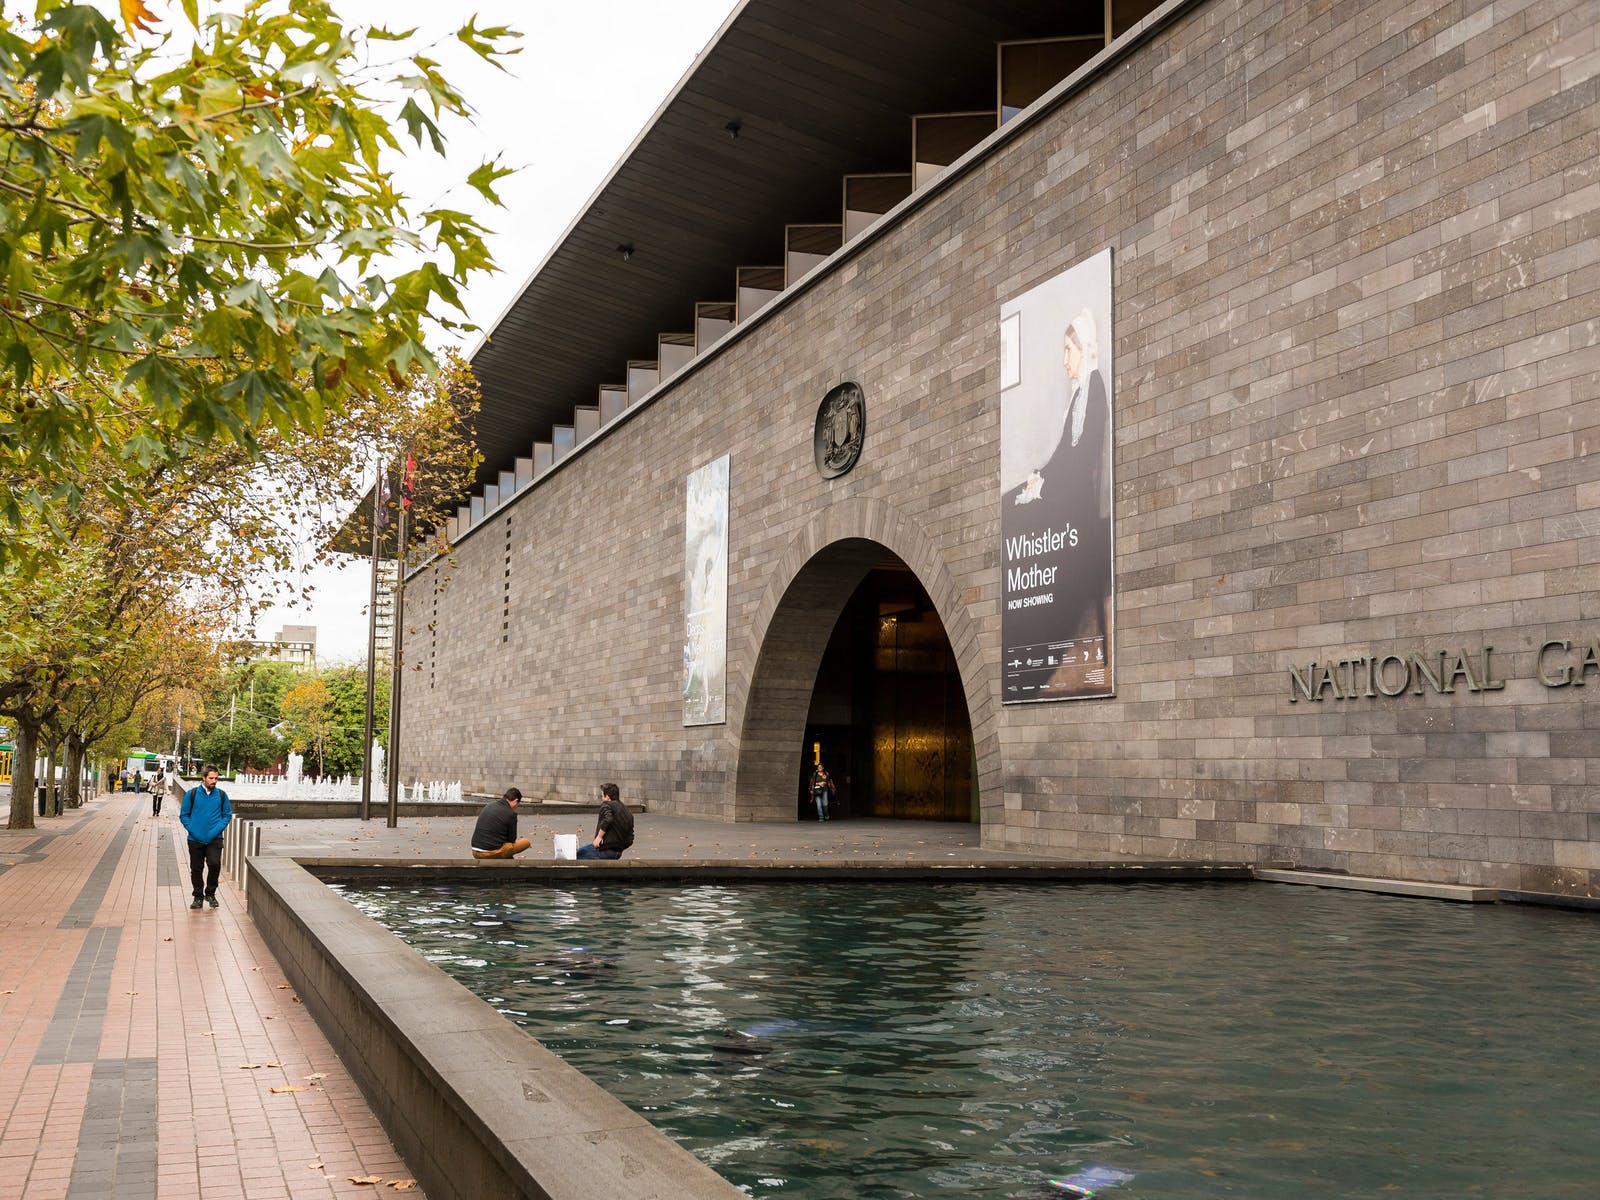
[360,458,384,822]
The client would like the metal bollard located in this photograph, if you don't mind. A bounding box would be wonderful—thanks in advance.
[223,819,261,896]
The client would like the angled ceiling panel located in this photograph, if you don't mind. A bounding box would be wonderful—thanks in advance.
[466,0,1101,488]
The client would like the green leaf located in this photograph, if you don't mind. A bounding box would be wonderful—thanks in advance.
[123,353,189,413]
[390,337,435,376]
[239,128,297,184]
[4,341,34,386]
[396,97,442,154]
[456,19,519,68]
[223,279,278,325]
[466,159,515,207]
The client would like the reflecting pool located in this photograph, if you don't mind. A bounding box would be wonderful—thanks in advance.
[336,881,1598,1198]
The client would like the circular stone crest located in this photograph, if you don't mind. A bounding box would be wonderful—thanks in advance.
[813,382,866,479]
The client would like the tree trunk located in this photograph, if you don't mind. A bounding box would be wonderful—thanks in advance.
[8,718,37,831]
[44,744,58,817]
[64,733,84,809]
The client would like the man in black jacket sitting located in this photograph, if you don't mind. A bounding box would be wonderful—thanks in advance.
[576,783,634,860]
[470,788,532,859]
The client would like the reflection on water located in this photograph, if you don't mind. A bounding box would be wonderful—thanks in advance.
[337,881,1600,1199]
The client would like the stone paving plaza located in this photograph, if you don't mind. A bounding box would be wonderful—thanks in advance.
[0,791,424,1200]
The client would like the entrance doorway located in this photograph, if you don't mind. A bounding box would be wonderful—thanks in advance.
[799,560,976,822]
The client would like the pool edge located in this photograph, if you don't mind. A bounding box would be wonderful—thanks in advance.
[246,855,746,1200]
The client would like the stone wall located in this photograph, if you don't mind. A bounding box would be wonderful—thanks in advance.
[404,0,1600,895]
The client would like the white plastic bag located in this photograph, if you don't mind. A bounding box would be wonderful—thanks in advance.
[553,833,578,860]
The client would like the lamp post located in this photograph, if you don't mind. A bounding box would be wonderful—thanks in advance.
[385,452,415,830]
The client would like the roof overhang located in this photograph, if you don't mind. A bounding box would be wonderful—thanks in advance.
[464,0,1107,489]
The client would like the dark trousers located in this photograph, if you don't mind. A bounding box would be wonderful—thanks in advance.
[188,838,223,898]
[152,793,162,816]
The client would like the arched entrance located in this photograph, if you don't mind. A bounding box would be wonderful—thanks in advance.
[733,500,998,824]
[801,559,976,821]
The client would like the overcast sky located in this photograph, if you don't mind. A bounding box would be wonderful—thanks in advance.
[250,0,742,662]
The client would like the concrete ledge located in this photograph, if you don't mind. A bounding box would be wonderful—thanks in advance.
[294,857,1269,884]
[246,856,743,1200]
[233,799,646,820]
[1254,868,1499,903]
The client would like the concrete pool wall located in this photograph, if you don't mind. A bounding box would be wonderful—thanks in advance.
[246,856,745,1200]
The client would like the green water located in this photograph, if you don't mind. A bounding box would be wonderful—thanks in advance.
[337,881,1599,1198]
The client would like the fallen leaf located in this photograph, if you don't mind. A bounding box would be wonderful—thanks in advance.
[305,1072,327,1083]
[162,937,173,942]
[125,991,139,996]
[265,1061,282,1068]
[349,1176,383,1185]
[277,984,293,990]
[390,1182,418,1191]
[239,1064,263,1070]
[307,1161,324,1171]
[270,1085,306,1094]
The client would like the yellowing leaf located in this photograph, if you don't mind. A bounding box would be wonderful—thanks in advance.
[120,0,159,33]
[270,1085,306,1094]
[349,1176,383,1185]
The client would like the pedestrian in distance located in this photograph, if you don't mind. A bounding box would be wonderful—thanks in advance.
[810,762,835,822]
[470,787,532,859]
[180,765,232,910]
[151,767,165,817]
[576,783,634,860]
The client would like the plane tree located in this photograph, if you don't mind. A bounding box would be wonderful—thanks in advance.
[0,0,516,562]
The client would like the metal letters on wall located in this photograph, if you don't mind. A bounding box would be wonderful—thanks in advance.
[999,247,1115,703]
[814,382,866,478]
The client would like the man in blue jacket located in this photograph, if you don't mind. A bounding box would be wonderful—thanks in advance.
[180,765,232,910]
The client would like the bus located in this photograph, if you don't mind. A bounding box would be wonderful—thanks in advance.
[121,749,161,791]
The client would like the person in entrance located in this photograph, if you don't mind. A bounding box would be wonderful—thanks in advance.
[810,763,835,822]
[576,783,634,859]
[471,787,532,859]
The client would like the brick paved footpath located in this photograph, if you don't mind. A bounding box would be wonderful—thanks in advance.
[0,792,424,1200]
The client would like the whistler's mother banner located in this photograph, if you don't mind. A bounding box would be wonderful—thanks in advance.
[683,454,730,725]
[999,248,1114,702]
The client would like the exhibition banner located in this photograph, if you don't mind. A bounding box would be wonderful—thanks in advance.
[999,248,1115,702]
[683,454,730,725]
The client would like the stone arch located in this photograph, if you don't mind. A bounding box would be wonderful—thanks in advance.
[731,497,998,822]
